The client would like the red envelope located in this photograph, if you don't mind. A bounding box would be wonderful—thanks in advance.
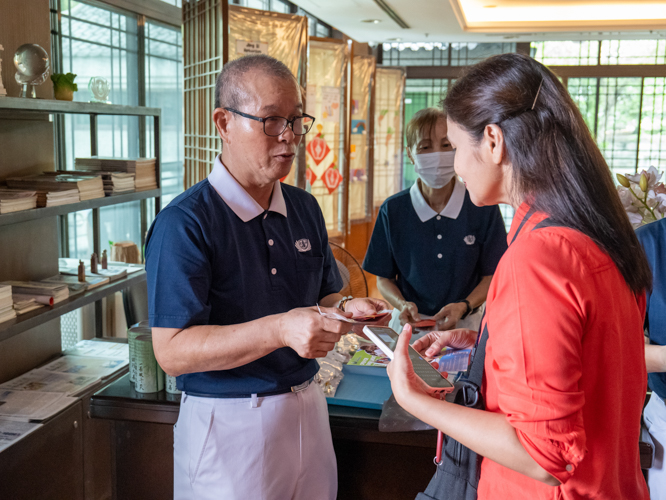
[351,311,391,323]
[412,319,436,328]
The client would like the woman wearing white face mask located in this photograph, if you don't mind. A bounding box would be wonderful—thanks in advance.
[363,108,508,331]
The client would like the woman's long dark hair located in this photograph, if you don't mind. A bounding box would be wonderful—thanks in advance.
[443,53,651,293]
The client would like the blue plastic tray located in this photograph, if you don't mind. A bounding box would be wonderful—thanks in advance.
[326,364,393,410]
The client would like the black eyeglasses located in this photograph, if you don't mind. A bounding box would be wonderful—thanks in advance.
[224,108,315,137]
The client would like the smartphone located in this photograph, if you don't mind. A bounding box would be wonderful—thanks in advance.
[363,326,454,396]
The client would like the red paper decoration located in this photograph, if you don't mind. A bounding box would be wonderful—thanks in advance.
[322,165,343,194]
[306,136,330,166]
[305,167,317,186]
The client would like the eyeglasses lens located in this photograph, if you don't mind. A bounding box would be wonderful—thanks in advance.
[264,116,314,136]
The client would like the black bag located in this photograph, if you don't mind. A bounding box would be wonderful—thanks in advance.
[416,210,559,500]
[415,324,488,500]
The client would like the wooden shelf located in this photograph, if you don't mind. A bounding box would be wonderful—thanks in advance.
[0,189,161,228]
[0,271,147,343]
[0,97,160,117]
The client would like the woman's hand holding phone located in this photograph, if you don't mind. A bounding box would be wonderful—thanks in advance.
[386,324,433,406]
[412,328,479,358]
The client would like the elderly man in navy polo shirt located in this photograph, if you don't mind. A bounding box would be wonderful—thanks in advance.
[145,54,388,500]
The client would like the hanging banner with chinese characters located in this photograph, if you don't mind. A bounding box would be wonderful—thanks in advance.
[305,39,350,236]
[229,6,308,187]
[373,67,405,207]
[348,55,375,221]
[235,40,269,56]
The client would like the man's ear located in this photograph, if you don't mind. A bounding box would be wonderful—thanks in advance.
[483,124,505,166]
[213,108,232,145]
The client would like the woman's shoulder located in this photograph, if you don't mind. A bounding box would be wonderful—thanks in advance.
[506,224,614,278]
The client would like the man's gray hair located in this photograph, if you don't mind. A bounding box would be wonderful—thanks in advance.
[214,55,297,110]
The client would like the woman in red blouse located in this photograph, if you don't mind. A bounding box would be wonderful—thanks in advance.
[387,53,652,499]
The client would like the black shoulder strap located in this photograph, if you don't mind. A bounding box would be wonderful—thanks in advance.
[465,211,567,388]
[467,322,487,387]
[510,207,536,244]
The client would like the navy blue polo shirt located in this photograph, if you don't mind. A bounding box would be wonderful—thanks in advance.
[636,218,666,399]
[145,158,342,396]
[363,179,507,316]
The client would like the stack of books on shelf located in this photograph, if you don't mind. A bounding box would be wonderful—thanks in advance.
[12,298,44,315]
[0,285,17,323]
[43,273,109,292]
[2,281,70,306]
[0,188,38,214]
[52,170,135,196]
[40,172,106,201]
[97,171,135,195]
[5,173,105,206]
[75,157,157,191]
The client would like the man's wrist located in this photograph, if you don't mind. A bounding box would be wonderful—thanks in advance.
[457,299,472,319]
[337,295,353,311]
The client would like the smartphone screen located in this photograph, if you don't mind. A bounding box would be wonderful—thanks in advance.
[363,326,454,393]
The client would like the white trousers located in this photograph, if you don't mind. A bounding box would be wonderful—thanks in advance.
[173,382,337,500]
[645,392,666,500]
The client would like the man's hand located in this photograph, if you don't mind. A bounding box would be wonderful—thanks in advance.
[344,297,391,334]
[412,328,478,358]
[398,301,420,326]
[343,297,389,316]
[277,306,351,359]
[432,302,468,330]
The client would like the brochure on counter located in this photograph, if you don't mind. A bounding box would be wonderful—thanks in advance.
[0,390,77,422]
[0,342,129,423]
[40,354,128,379]
[0,370,101,397]
[0,418,41,452]
[347,345,391,367]
[63,339,129,360]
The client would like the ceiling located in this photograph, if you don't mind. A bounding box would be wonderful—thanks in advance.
[289,0,666,43]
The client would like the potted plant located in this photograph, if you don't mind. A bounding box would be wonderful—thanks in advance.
[617,166,666,227]
[51,73,78,101]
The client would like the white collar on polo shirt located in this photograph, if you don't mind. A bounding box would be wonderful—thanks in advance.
[409,177,465,222]
[207,155,288,222]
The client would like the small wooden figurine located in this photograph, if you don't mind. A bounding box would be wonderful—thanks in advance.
[77,260,86,282]
[101,249,108,270]
[90,252,98,274]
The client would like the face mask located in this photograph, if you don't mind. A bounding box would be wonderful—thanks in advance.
[413,151,456,189]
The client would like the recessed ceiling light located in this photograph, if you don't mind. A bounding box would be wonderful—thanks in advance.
[386,37,402,41]
[361,19,382,24]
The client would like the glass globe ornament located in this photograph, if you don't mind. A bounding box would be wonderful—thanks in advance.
[13,43,50,98]
[88,76,111,104]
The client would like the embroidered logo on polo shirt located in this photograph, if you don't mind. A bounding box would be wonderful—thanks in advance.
[295,239,312,252]
[464,235,476,245]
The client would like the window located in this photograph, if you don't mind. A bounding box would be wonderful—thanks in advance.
[534,39,666,66]
[59,1,141,260]
[382,42,516,66]
[315,22,332,39]
[145,20,184,206]
[270,0,291,13]
[532,41,599,66]
[55,1,184,258]
[54,1,184,346]
[534,40,666,176]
